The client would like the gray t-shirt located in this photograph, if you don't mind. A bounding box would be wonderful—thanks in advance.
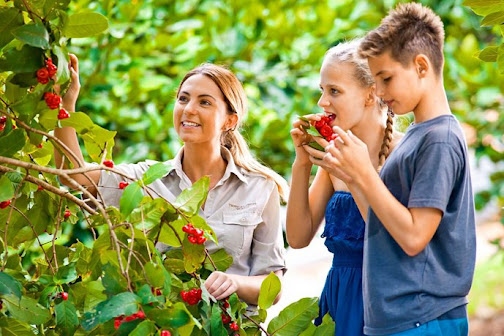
[363,115,476,335]
[97,146,286,277]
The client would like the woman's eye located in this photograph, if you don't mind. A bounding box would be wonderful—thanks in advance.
[383,77,391,83]
[201,100,211,106]
[178,96,188,102]
[330,88,339,94]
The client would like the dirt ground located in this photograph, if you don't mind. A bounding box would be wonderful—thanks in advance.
[470,311,504,335]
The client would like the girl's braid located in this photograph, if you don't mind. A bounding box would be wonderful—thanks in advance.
[378,108,394,171]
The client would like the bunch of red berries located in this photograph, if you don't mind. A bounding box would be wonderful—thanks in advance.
[114,310,146,329]
[311,115,338,141]
[219,298,240,331]
[182,223,207,245]
[44,92,61,110]
[180,288,202,305]
[36,58,57,84]
[0,116,7,132]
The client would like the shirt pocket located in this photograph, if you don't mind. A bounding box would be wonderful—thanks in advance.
[219,211,262,257]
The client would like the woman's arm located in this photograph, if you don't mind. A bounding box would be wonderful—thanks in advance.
[53,54,100,195]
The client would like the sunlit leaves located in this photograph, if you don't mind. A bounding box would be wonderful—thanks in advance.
[63,13,109,37]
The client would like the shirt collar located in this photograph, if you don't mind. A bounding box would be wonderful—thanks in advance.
[169,146,248,185]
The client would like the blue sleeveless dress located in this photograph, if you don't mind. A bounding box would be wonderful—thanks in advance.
[314,191,365,336]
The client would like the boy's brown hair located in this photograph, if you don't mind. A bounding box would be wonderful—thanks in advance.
[359,2,445,76]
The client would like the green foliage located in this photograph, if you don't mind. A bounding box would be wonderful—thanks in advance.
[0,2,335,335]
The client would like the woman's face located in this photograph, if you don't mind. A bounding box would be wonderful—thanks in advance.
[174,74,234,146]
[317,60,373,131]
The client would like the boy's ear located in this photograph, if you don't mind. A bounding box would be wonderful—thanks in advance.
[414,54,430,78]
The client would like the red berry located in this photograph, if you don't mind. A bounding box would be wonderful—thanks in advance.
[221,313,231,324]
[114,317,122,329]
[187,235,198,244]
[155,288,162,296]
[134,310,145,319]
[196,235,207,244]
[37,68,50,83]
[229,321,239,331]
[0,116,7,124]
[222,299,230,309]
[0,124,4,132]
[37,185,44,191]
[118,181,129,189]
[182,223,195,234]
[0,200,11,209]
[64,209,71,219]
[44,92,61,109]
[103,160,114,168]
[160,331,171,336]
[61,292,68,300]
[57,108,70,120]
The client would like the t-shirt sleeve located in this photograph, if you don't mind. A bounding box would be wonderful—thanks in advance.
[408,142,462,214]
[249,184,287,276]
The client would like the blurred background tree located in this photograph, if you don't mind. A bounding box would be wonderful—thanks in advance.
[64,0,502,218]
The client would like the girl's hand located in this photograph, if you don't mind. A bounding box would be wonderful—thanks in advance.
[290,114,322,166]
[55,54,81,110]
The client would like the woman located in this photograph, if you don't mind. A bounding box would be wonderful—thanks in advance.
[54,54,288,306]
[286,39,401,335]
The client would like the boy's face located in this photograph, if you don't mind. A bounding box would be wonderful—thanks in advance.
[367,51,422,115]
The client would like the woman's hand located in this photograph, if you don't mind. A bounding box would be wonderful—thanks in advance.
[204,271,238,301]
[57,54,81,110]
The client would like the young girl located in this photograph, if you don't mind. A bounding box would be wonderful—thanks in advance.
[54,54,289,306]
[286,39,401,336]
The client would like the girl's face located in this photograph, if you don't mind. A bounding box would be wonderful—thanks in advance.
[317,61,373,131]
[367,51,421,115]
[174,74,235,146]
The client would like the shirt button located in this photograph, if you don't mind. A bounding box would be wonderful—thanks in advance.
[241,217,246,222]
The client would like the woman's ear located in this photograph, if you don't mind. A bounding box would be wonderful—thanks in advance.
[224,114,238,131]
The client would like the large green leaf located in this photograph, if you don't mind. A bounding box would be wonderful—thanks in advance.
[0,7,23,49]
[267,297,319,336]
[0,45,43,73]
[479,46,499,62]
[0,315,34,336]
[148,302,191,329]
[129,320,157,336]
[3,295,52,325]
[63,12,109,38]
[172,176,209,216]
[81,292,140,330]
[119,181,144,217]
[204,249,233,272]
[10,23,49,49]
[141,162,173,185]
[210,303,228,336]
[0,129,26,158]
[55,300,79,336]
[0,272,22,299]
[0,175,15,202]
[258,272,281,310]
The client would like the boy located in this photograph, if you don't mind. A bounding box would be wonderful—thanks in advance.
[323,3,476,335]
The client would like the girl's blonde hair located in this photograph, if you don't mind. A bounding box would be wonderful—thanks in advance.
[324,39,394,169]
[177,64,289,200]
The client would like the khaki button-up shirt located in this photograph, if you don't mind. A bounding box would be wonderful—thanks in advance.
[98,147,286,277]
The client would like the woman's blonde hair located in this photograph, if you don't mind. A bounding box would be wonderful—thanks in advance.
[324,39,394,169]
[177,64,289,200]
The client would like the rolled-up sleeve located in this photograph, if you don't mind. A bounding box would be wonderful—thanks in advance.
[249,185,287,276]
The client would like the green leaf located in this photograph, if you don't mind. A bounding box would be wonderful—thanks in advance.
[173,176,209,216]
[11,23,50,49]
[0,129,26,158]
[210,303,228,336]
[0,315,34,336]
[0,7,23,50]
[63,12,109,38]
[258,272,281,310]
[148,302,191,329]
[498,44,504,74]
[3,294,52,325]
[0,45,43,73]
[53,45,71,84]
[55,300,79,336]
[204,249,233,272]
[479,46,499,62]
[182,236,206,274]
[119,181,144,217]
[0,175,15,202]
[481,11,504,26]
[141,162,173,185]
[0,272,22,299]
[144,261,168,289]
[267,297,319,336]
[129,320,157,336]
[81,292,140,330]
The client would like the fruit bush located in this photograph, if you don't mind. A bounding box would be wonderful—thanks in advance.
[0,2,335,335]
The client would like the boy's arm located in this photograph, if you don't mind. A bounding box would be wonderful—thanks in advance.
[323,127,442,256]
